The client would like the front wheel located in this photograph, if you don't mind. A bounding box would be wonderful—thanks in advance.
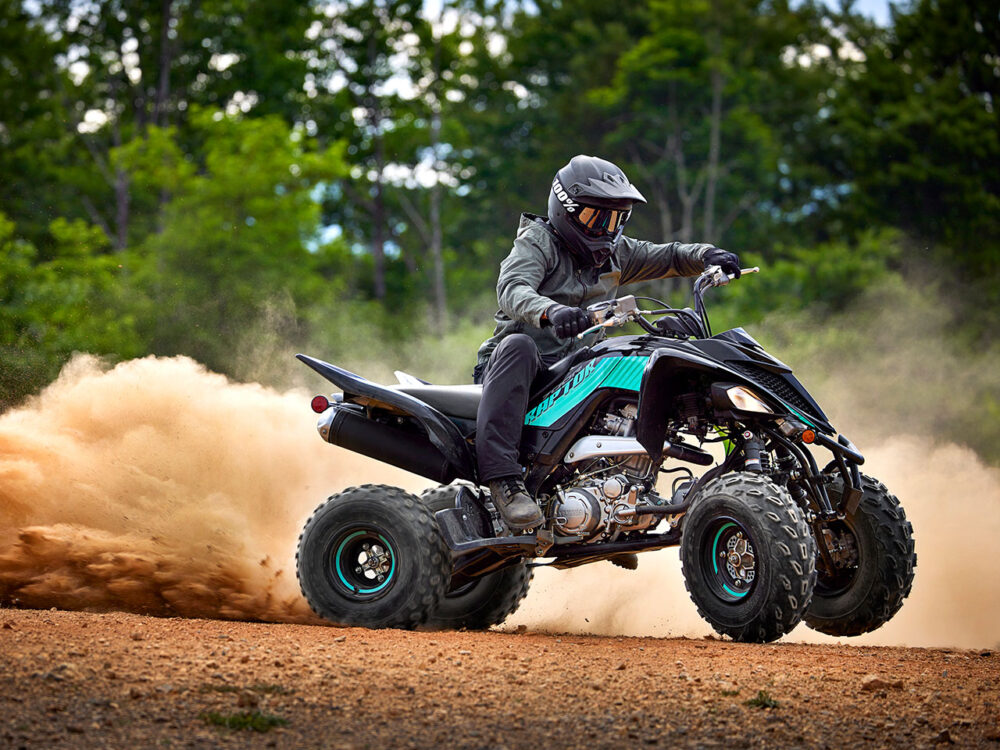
[296,484,450,629]
[805,473,916,636]
[680,473,816,643]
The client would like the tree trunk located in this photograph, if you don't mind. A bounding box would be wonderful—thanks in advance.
[367,36,386,300]
[153,0,174,128]
[109,77,129,252]
[703,24,723,243]
[667,84,696,243]
[429,176,445,326]
[428,35,447,327]
[656,190,674,242]
[371,128,387,300]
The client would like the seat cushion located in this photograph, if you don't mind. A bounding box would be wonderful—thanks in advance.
[392,384,483,419]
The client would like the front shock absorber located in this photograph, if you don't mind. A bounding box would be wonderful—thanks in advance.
[742,430,765,473]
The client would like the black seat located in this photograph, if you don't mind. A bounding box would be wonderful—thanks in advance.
[392,347,593,420]
[392,384,483,419]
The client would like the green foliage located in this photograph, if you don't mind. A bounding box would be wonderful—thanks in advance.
[116,110,348,372]
[751,276,1000,465]
[712,228,903,330]
[744,690,780,709]
[818,0,999,277]
[0,213,143,409]
[200,710,289,732]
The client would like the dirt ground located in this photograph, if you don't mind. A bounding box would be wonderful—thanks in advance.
[1,609,998,749]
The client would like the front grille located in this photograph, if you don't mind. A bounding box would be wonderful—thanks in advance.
[725,362,818,419]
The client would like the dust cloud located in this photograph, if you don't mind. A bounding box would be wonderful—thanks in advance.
[0,355,423,622]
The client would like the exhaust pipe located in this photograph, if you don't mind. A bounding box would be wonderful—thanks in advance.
[319,405,457,485]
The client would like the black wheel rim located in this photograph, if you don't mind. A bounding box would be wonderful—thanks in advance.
[326,528,398,601]
[702,517,757,602]
[814,519,860,596]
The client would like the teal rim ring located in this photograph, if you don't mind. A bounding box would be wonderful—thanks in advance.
[334,530,396,595]
[711,522,750,599]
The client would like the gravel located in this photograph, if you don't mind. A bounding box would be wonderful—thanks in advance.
[0,608,998,748]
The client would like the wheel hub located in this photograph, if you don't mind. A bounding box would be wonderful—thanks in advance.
[722,533,756,587]
[355,542,392,583]
[329,529,397,599]
[706,520,758,600]
[815,520,861,596]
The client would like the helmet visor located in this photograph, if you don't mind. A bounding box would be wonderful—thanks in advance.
[573,206,631,238]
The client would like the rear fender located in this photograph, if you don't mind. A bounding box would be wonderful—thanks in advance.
[296,354,477,482]
[636,348,720,459]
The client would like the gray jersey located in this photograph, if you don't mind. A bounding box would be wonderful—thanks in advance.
[476,213,712,371]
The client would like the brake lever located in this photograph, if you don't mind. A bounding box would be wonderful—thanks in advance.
[704,265,761,287]
[576,311,636,340]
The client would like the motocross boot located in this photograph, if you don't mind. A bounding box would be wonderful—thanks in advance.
[488,476,545,531]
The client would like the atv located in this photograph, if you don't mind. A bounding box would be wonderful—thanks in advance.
[294,265,916,642]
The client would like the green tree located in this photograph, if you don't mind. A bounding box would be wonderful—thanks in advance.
[0,0,79,249]
[819,0,1000,278]
[308,0,428,300]
[3,0,316,254]
[0,213,143,409]
[116,110,348,372]
[591,0,834,254]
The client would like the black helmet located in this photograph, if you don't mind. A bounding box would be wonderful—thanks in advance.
[547,155,647,265]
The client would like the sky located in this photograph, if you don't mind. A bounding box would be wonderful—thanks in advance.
[851,0,892,25]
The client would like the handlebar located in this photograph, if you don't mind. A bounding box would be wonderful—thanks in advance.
[576,265,760,340]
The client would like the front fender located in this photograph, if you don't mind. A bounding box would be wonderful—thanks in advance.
[636,347,720,459]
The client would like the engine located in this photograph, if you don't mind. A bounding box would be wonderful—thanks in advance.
[548,472,658,541]
[546,401,665,541]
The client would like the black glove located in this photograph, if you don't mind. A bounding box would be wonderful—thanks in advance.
[546,304,592,339]
[703,247,741,278]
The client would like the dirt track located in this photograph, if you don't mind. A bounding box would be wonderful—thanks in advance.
[1,609,998,748]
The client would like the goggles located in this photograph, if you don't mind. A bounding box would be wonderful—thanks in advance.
[572,205,631,237]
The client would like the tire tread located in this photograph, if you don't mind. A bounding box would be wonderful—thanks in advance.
[680,473,817,643]
[805,475,916,637]
[296,484,449,629]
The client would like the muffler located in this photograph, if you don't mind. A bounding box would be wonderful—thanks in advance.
[319,405,457,485]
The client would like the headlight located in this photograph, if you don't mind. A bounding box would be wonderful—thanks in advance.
[726,386,774,414]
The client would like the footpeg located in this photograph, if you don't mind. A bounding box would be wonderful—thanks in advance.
[435,487,538,555]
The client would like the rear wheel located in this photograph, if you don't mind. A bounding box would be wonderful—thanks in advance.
[421,485,532,630]
[805,473,916,636]
[680,473,816,643]
[296,484,450,629]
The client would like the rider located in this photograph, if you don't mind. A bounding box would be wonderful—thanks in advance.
[474,154,741,531]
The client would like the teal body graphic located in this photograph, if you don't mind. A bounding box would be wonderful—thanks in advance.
[525,356,649,428]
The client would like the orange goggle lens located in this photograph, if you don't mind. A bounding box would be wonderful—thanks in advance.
[574,206,630,237]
